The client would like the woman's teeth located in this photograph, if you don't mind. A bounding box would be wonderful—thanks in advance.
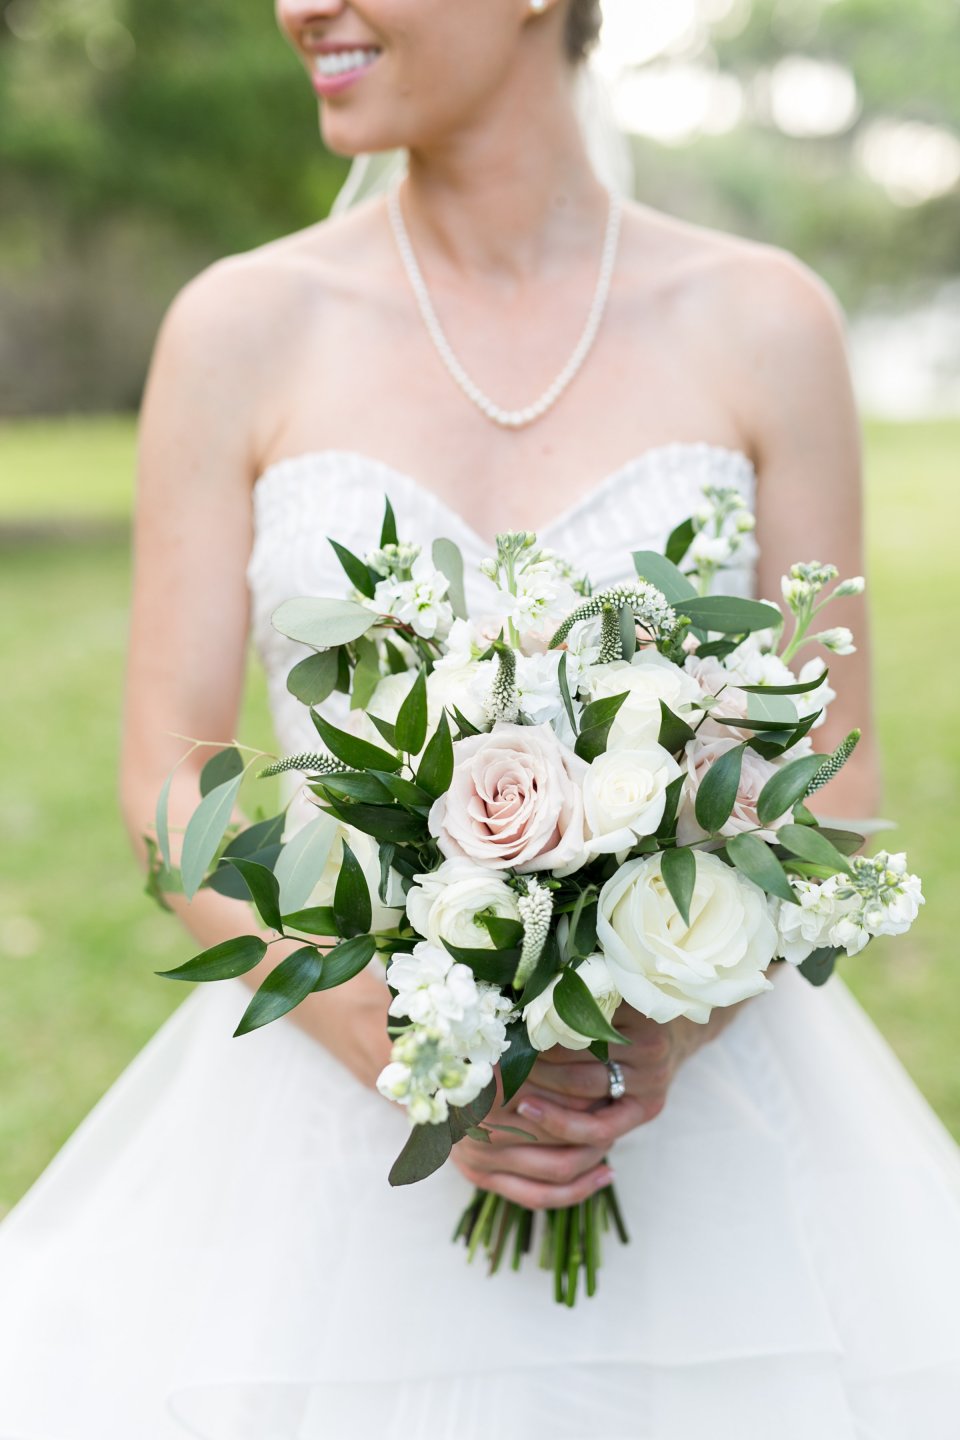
[314,48,380,78]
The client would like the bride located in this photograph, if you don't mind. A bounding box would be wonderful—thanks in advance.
[2,1,959,1435]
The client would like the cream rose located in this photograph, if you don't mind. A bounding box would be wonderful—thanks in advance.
[597,850,776,1023]
[406,858,521,951]
[676,736,794,845]
[583,744,682,855]
[428,722,589,875]
[523,955,622,1052]
[585,652,702,751]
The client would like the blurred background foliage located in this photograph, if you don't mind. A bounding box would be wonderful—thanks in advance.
[0,0,958,1213]
[1,0,959,412]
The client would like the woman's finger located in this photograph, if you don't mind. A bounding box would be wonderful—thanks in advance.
[515,1092,661,1147]
[455,1139,606,1185]
[526,1056,611,1101]
[453,1158,615,1211]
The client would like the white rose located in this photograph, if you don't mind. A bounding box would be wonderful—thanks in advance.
[583,744,682,855]
[406,857,521,951]
[523,955,621,1052]
[426,659,493,735]
[597,850,777,1023]
[585,652,702,751]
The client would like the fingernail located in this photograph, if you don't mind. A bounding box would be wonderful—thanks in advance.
[593,1167,615,1189]
[517,1100,545,1120]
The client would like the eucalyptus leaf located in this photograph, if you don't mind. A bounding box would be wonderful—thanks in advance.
[618,605,637,662]
[273,812,339,914]
[553,968,629,1046]
[694,742,745,834]
[157,934,266,983]
[199,746,244,797]
[233,945,324,1035]
[333,841,372,937]
[660,846,696,926]
[747,692,798,726]
[448,1079,497,1142]
[272,596,375,649]
[181,772,245,900]
[432,537,468,620]
[350,635,382,711]
[725,833,797,904]
[389,1121,453,1185]
[756,753,827,827]
[631,551,697,604]
[155,768,173,870]
[679,596,782,636]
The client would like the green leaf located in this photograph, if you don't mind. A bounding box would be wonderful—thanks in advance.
[679,596,782,636]
[273,812,339,914]
[631,550,697,604]
[389,1120,453,1185]
[660,846,696,926]
[282,905,338,936]
[815,827,865,856]
[618,605,637,662]
[207,846,282,898]
[311,709,402,772]
[369,771,433,811]
[476,915,525,950]
[574,691,629,763]
[222,812,287,858]
[417,711,454,798]
[333,841,372,937]
[658,700,696,752]
[552,968,629,1046]
[665,516,696,567]
[286,648,341,706]
[313,799,427,844]
[226,858,284,931]
[432,537,468,620]
[199,746,244,797]
[157,934,267,982]
[312,934,378,990]
[777,824,854,874]
[740,669,829,697]
[317,771,394,805]
[451,705,482,739]
[272,596,375,649]
[335,646,352,693]
[155,768,173,870]
[448,1079,497,1143]
[383,639,409,676]
[657,773,685,838]
[233,945,324,1035]
[557,653,579,738]
[350,635,382,711]
[499,1020,539,1105]
[747,691,798,726]
[726,833,797,904]
[380,495,398,548]
[395,668,428,755]
[368,713,399,748]
[798,946,841,987]
[442,941,520,987]
[756,753,828,827]
[465,1125,491,1143]
[329,538,376,598]
[181,772,245,900]
[694,742,745,834]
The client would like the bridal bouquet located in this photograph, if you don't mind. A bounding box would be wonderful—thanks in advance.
[146,485,923,1304]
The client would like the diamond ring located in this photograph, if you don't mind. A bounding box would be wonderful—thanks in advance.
[605,1059,626,1101]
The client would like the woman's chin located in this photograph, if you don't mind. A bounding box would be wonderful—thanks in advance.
[319,114,406,160]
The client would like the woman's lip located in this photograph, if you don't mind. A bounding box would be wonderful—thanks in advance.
[310,51,381,97]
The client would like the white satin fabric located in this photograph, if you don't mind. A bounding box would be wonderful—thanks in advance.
[1,444,959,1439]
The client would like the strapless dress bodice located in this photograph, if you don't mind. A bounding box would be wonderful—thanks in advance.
[245,442,758,760]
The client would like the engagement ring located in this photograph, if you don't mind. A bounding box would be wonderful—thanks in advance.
[605,1059,626,1101]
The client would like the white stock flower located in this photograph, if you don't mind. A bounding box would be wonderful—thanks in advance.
[406,858,521,951]
[597,850,777,1024]
[523,955,621,1052]
[584,652,702,751]
[812,626,856,656]
[583,743,682,855]
[688,532,734,568]
[371,554,453,640]
[776,851,924,965]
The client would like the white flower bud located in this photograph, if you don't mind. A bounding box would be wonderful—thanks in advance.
[832,576,865,597]
[813,626,856,655]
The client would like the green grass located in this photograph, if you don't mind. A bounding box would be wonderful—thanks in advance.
[0,415,957,1215]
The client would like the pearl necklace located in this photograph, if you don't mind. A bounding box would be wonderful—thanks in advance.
[386,179,623,430]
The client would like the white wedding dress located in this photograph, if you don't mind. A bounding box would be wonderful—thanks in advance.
[2,443,959,1440]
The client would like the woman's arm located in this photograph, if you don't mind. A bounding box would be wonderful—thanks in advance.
[119,260,392,1092]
